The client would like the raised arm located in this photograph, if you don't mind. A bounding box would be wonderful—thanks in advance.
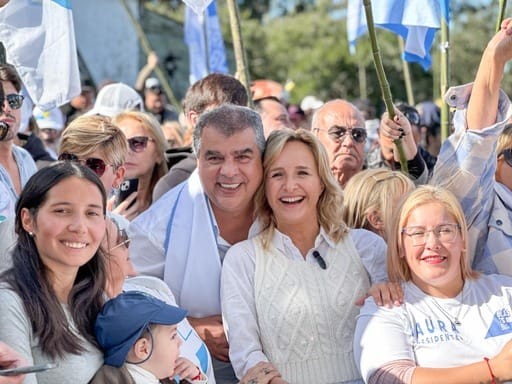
[467,18,512,131]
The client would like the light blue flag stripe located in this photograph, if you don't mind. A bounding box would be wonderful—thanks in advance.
[347,0,450,70]
[51,0,71,10]
[184,1,228,84]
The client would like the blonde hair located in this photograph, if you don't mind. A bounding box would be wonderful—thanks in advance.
[387,185,478,283]
[256,128,348,248]
[497,123,512,155]
[343,169,414,239]
[112,111,169,196]
[60,115,128,168]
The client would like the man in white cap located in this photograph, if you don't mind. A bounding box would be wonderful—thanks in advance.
[86,82,144,118]
[33,106,65,159]
[142,77,178,125]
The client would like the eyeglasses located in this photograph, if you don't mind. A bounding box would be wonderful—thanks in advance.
[109,219,131,251]
[2,94,24,110]
[127,136,155,153]
[110,228,131,251]
[499,148,512,168]
[58,152,113,177]
[314,126,367,144]
[402,223,461,247]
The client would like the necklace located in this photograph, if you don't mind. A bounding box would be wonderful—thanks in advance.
[429,286,465,326]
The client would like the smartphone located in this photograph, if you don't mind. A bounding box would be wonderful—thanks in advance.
[0,362,58,376]
[117,178,139,208]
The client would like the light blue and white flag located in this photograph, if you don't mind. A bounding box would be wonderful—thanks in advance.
[347,0,450,70]
[183,0,213,15]
[184,0,228,84]
[0,0,80,110]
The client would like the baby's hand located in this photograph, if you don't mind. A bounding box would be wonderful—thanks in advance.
[172,357,204,382]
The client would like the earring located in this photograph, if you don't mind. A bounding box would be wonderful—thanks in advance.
[28,232,34,237]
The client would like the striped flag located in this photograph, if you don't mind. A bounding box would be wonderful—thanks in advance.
[0,0,80,110]
[184,0,228,84]
[347,0,450,70]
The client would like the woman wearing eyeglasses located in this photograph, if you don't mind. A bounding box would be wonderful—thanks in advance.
[100,217,216,383]
[355,185,512,384]
[0,162,107,384]
[112,111,169,219]
[58,114,133,225]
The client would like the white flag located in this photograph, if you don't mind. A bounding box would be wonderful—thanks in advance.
[182,0,214,16]
[0,0,80,110]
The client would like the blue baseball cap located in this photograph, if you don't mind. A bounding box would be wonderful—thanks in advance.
[95,291,187,367]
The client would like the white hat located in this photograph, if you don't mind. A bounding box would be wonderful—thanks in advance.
[33,106,65,131]
[144,77,161,90]
[300,95,324,111]
[86,83,144,117]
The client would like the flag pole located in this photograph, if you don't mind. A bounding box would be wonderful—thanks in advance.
[362,0,408,173]
[120,0,180,110]
[440,11,450,141]
[398,37,415,106]
[226,0,253,108]
[496,0,508,33]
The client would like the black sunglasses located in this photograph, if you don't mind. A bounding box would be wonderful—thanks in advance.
[2,94,24,110]
[58,152,112,177]
[127,136,155,153]
[499,148,512,167]
[315,126,367,144]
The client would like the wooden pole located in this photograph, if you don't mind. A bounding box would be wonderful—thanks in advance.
[226,0,253,107]
[358,61,368,100]
[362,0,408,173]
[440,15,450,141]
[496,0,508,33]
[399,37,415,106]
[120,0,180,110]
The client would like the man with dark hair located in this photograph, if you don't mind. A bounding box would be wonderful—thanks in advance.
[253,96,293,137]
[129,104,264,384]
[152,73,249,201]
[0,63,37,220]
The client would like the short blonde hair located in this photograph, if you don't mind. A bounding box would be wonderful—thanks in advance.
[256,128,348,248]
[60,115,128,168]
[112,111,169,193]
[497,123,512,155]
[387,185,477,283]
[343,169,414,239]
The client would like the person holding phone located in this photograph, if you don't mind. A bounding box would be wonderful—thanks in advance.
[0,162,107,384]
[0,342,28,384]
[113,111,169,219]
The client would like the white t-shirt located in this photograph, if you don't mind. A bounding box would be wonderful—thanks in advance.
[354,274,512,383]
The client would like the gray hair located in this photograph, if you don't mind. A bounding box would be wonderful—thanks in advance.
[193,104,265,155]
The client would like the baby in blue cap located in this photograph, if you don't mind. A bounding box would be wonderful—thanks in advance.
[90,291,207,383]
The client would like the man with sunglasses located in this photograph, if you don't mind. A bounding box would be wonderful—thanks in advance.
[0,63,37,221]
[129,104,264,384]
[311,99,424,188]
[366,103,430,184]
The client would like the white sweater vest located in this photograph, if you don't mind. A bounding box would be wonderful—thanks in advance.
[253,234,370,384]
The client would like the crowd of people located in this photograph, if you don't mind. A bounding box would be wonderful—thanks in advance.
[0,15,511,384]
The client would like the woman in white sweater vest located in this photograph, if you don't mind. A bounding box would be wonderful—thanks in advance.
[221,129,387,384]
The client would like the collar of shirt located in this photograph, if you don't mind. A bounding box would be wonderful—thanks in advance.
[126,363,160,384]
[271,226,336,263]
